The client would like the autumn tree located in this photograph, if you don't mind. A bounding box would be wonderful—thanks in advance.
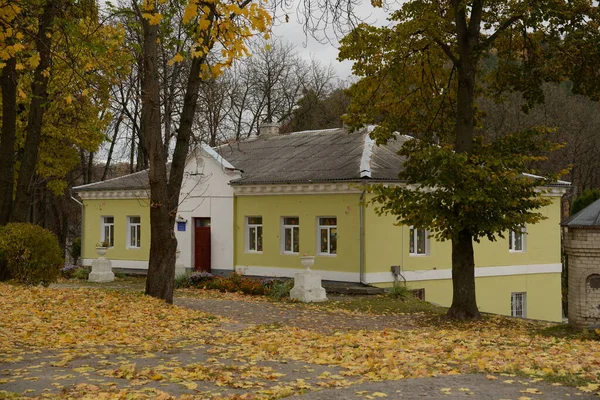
[0,1,127,225]
[339,1,594,319]
[134,0,271,303]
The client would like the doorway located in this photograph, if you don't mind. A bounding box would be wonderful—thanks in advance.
[194,217,211,272]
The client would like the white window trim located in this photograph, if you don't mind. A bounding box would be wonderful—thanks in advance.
[511,292,527,318]
[100,216,114,248]
[281,217,299,255]
[127,216,141,249]
[317,217,337,256]
[509,226,526,253]
[246,216,263,253]
[409,226,429,256]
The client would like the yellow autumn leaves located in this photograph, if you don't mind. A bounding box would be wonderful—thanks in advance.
[1,283,600,398]
[142,0,272,79]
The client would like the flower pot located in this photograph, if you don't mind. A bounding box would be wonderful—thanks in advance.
[300,255,315,271]
[96,247,108,257]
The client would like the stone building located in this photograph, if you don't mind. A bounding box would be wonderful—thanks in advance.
[562,199,600,328]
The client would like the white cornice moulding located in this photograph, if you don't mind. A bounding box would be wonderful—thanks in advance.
[78,190,149,200]
[233,182,365,196]
[232,182,567,197]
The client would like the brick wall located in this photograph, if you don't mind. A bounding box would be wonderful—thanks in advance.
[565,228,600,328]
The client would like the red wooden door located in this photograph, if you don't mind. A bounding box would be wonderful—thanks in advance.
[194,218,211,272]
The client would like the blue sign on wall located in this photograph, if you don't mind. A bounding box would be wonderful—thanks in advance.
[177,221,186,232]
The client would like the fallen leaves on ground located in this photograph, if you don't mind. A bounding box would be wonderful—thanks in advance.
[1,283,600,399]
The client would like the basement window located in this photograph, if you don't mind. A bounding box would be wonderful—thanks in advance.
[511,292,526,318]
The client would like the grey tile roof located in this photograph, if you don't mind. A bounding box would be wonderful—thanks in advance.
[72,170,149,192]
[562,199,600,228]
[217,127,408,185]
[73,127,408,193]
[72,127,571,193]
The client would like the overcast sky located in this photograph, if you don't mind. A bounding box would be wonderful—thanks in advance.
[269,3,393,80]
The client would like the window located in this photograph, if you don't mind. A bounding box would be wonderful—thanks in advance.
[128,216,141,248]
[509,226,526,252]
[511,292,526,318]
[409,227,428,255]
[282,217,299,254]
[246,216,263,252]
[318,217,337,255]
[101,216,114,247]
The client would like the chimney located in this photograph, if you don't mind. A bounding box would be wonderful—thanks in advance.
[259,122,280,138]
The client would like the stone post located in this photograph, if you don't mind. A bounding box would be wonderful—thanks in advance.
[290,256,327,302]
[88,247,115,282]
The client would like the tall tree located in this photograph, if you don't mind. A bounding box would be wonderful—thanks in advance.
[339,0,592,318]
[0,0,127,224]
[135,0,271,303]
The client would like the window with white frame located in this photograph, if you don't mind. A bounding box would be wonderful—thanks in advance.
[282,217,299,254]
[128,216,141,248]
[509,226,526,252]
[409,226,428,255]
[318,217,337,255]
[101,216,114,247]
[246,216,263,252]
[511,292,526,318]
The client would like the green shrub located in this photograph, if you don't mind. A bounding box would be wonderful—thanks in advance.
[114,271,126,279]
[0,223,64,286]
[70,237,81,264]
[268,279,294,300]
[73,267,90,280]
[387,283,412,300]
[571,189,600,215]
[174,273,191,288]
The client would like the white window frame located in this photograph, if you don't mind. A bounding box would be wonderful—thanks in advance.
[281,217,299,254]
[409,226,428,256]
[317,217,337,256]
[101,216,114,247]
[511,292,527,318]
[127,216,141,249]
[246,216,263,253]
[509,226,526,252]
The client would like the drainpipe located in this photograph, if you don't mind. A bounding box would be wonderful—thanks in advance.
[359,184,367,284]
[70,190,83,265]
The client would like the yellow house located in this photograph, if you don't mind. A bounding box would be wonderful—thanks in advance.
[74,125,568,322]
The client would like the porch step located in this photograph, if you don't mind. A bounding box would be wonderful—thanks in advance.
[322,282,385,295]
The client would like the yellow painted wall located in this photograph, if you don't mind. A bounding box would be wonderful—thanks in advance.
[365,196,562,273]
[81,198,150,261]
[234,194,361,272]
[405,272,562,322]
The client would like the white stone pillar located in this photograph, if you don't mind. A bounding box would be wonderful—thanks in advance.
[88,247,115,282]
[290,256,327,303]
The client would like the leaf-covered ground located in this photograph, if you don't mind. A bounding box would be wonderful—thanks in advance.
[1,282,600,399]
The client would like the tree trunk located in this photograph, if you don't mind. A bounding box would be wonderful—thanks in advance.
[446,0,482,318]
[10,0,58,222]
[139,6,178,303]
[447,228,480,319]
[0,55,17,226]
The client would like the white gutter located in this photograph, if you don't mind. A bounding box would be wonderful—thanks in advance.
[359,183,367,284]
